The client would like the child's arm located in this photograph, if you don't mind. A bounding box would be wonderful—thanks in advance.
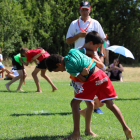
[85,50,104,69]
[19,58,29,66]
[30,49,45,63]
[70,68,89,82]
[106,65,114,71]
[70,73,86,82]
[94,59,104,69]
[20,49,45,66]
[34,60,39,65]
[77,74,87,82]
[114,64,124,72]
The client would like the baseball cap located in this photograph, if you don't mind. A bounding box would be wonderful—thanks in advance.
[80,1,91,9]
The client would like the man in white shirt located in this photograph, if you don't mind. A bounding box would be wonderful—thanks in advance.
[66,1,106,61]
[66,1,106,114]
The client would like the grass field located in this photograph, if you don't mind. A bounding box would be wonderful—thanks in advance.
[0,65,140,140]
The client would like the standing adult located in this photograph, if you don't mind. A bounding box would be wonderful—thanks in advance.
[66,1,106,114]
[66,1,106,61]
[104,34,110,66]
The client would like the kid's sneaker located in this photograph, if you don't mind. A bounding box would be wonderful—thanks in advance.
[94,108,103,114]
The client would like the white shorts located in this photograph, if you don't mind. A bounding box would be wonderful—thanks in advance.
[71,80,98,99]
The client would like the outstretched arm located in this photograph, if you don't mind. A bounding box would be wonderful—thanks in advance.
[86,50,104,69]
[20,49,45,66]
[19,58,29,66]
[70,67,90,82]
[30,49,45,63]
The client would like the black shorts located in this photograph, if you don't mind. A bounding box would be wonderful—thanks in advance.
[110,71,122,80]
[12,57,24,70]
[36,58,47,69]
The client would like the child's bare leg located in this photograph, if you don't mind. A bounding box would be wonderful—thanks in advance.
[41,69,57,92]
[4,68,11,74]
[80,98,104,118]
[80,108,86,117]
[119,73,123,82]
[16,70,24,91]
[16,69,27,91]
[7,73,15,79]
[84,101,98,137]
[32,67,41,92]
[108,71,111,78]
[64,99,81,140]
[105,100,133,139]
[5,70,21,91]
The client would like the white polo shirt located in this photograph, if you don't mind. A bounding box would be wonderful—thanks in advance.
[66,16,106,48]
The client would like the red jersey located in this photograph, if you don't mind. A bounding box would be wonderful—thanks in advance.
[27,49,50,62]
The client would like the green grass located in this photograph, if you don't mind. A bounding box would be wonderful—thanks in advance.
[0,80,140,140]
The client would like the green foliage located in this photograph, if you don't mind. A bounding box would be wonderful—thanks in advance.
[93,0,140,63]
[0,0,140,64]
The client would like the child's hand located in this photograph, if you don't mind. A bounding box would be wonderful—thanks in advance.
[81,68,90,76]
[70,74,75,77]
[40,49,45,54]
[93,52,100,60]
[19,58,23,63]
[78,31,87,38]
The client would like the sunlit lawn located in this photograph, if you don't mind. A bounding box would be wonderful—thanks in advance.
[0,77,140,139]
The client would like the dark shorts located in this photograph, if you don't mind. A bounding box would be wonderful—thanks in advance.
[12,58,24,70]
[36,58,47,69]
[110,71,122,80]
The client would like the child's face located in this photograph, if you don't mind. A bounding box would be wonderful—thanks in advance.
[93,43,102,51]
[113,60,119,66]
[89,42,102,51]
[22,52,27,57]
[80,8,91,18]
[53,63,65,72]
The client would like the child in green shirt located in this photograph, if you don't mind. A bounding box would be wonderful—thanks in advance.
[45,31,133,140]
[5,49,45,91]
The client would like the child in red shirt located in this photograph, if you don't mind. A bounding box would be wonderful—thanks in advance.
[20,47,57,93]
[5,49,44,91]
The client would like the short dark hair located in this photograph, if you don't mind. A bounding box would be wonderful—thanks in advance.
[20,47,29,55]
[114,58,120,64]
[46,54,63,72]
[85,31,104,45]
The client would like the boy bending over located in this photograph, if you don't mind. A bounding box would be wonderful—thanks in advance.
[45,31,133,139]
[20,47,57,93]
[5,49,45,91]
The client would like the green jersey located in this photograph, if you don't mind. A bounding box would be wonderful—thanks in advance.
[64,48,96,78]
[14,53,27,66]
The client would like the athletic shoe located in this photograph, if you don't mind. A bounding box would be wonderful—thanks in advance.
[94,108,103,114]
